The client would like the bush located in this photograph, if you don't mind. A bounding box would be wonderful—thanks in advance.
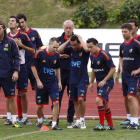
[61,0,85,6]
[108,0,140,23]
[72,2,108,28]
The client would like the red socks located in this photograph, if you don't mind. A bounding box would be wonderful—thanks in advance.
[17,95,23,117]
[105,108,113,127]
[98,105,105,126]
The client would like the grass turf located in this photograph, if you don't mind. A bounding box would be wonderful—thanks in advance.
[0,120,140,140]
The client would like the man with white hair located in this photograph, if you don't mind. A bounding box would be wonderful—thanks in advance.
[46,20,75,126]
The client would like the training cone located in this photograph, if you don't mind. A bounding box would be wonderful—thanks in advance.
[40,125,50,130]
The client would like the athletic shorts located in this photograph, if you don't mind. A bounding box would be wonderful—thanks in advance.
[36,83,59,105]
[16,64,28,92]
[0,77,16,98]
[26,67,36,90]
[69,84,88,101]
[122,72,138,98]
[97,80,114,103]
[137,79,140,92]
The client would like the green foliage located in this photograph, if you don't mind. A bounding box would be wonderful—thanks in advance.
[61,0,86,6]
[108,0,140,23]
[72,2,108,28]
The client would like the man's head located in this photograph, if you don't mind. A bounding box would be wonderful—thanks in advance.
[0,21,6,37]
[128,19,139,35]
[70,35,81,51]
[48,37,60,53]
[63,20,74,37]
[8,16,19,29]
[17,14,27,31]
[86,38,98,54]
[121,23,132,40]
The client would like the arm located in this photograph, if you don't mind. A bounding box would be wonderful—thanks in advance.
[55,68,62,91]
[115,62,120,84]
[14,38,35,55]
[31,66,43,89]
[98,67,116,88]
[89,68,96,92]
[77,35,89,52]
[119,56,123,73]
[57,40,70,53]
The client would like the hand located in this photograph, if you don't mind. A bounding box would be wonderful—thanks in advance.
[131,69,140,76]
[12,71,18,82]
[58,82,62,91]
[98,80,106,88]
[60,54,70,59]
[89,83,93,92]
[76,35,82,41]
[37,80,44,89]
[115,74,119,84]
[14,38,23,47]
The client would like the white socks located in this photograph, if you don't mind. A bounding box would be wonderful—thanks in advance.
[38,118,42,123]
[52,121,57,128]
[127,114,131,120]
[23,113,27,121]
[12,115,17,123]
[130,117,138,125]
[80,117,85,122]
[7,112,11,120]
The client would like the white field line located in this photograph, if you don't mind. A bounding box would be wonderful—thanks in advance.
[0,130,48,140]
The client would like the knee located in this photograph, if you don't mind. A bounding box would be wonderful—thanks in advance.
[127,96,135,102]
[20,92,27,99]
[7,97,15,103]
[96,97,103,106]
[78,98,84,104]
[37,105,43,110]
[53,101,59,107]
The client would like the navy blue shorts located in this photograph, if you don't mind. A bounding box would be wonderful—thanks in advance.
[16,64,28,92]
[122,72,138,98]
[137,79,140,92]
[26,67,36,90]
[36,84,59,105]
[97,80,114,103]
[69,84,88,101]
[0,77,15,98]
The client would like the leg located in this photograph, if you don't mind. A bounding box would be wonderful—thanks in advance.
[73,100,80,120]
[78,98,86,118]
[137,91,140,104]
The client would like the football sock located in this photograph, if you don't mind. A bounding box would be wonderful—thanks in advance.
[98,105,105,126]
[23,113,27,121]
[105,108,113,127]
[80,117,85,122]
[52,121,57,128]
[7,112,11,120]
[12,115,17,123]
[38,118,42,123]
[127,114,131,120]
[17,95,23,118]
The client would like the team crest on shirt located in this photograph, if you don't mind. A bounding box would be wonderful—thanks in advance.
[59,42,61,44]
[97,61,100,65]
[129,49,133,53]
[11,92,14,95]
[79,52,82,57]
[92,61,93,64]
[31,37,35,41]
[54,60,56,64]
[71,53,73,56]
[5,44,8,47]
[122,50,123,53]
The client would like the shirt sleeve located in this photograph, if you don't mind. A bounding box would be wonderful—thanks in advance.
[31,51,40,67]
[55,53,60,69]
[25,34,36,50]
[35,31,43,48]
[90,55,94,68]
[64,46,71,55]
[11,40,20,71]
[119,44,123,57]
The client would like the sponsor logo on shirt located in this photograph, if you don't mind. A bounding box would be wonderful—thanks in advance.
[71,61,81,68]
[4,48,8,51]
[99,90,103,93]
[94,68,104,72]
[43,67,54,75]
[42,60,46,63]
[10,89,14,91]
[80,90,85,93]
[123,57,134,60]
[56,93,59,96]
[130,87,134,90]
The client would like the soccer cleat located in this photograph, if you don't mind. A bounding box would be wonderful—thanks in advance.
[67,117,74,126]
[35,122,42,129]
[52,125,63,130]
[106,125,114,130]
[93,124,105,131]
[67,123,81,128]
[42,114,46,122]
[120,119,130,125]
[12,122,22,128]
[4,119,12,125]
[67,121,74,126]
[121,123,132,129]
[45,120,52,126]
[23,119,32,125]
[80,121,86,129]
[129,123,139,130]
[17,116,23,123]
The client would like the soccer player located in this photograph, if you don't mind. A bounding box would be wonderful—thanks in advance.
[46,20,75,126]
[57,35,90,129]
[115,19,140,126]
[88,38,116,130]
[4,16,35,125]
[31,37,62,130]
[119,23,140,130]
[16,14,46,122]
[0,20,21,128]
